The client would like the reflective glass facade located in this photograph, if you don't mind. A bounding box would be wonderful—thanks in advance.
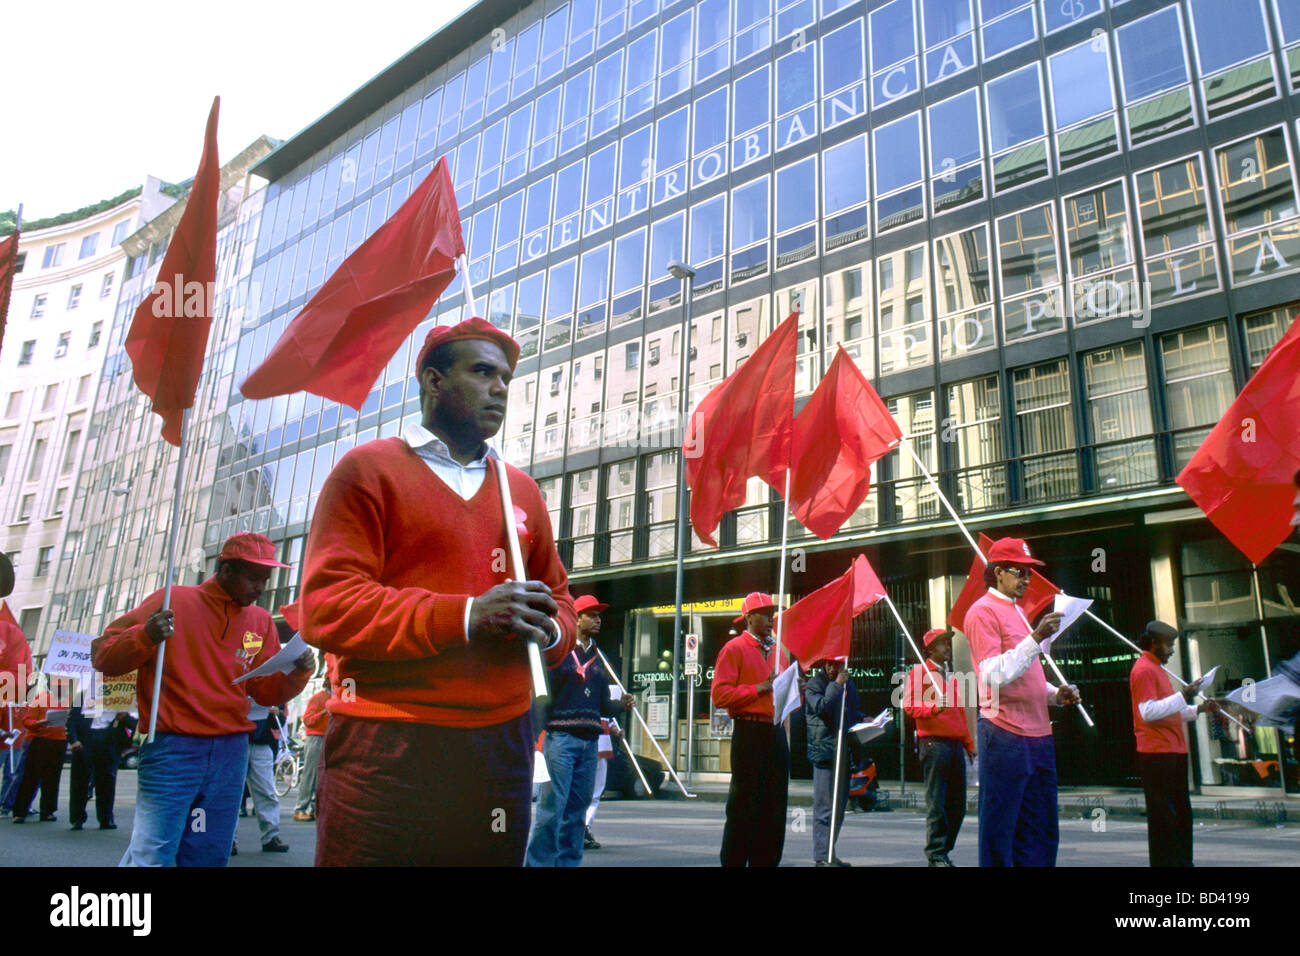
[221,0,1300,789]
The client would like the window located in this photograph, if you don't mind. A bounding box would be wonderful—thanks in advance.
[823,134,869,248]
[18,340,35,366]
[730,176,769,283]
[31,294,46,319]
[42,244,64,268]
[822,19,866,100]
[4,392,20,418]
[986,64,1049,191]
[776,157,817,266]
[604,460,637,563]
[1013,359,1078,501]
[626,341,641,370]
[1062,180,1138,325]
[61,431,81,475]
[645,450,679,557]
[997,203,1064,344]
[35,546,52,576]
[935,225,995,358]
[871,0,919,106]
[50,489,67,517]
[568,469,598,568]
[1115,7,1194,146]
[79,234,99,259]
[1135,156,1218,305]
[928,87,984,212]
[26,439,47,482]
[1160,323,1235,468]
[1214,129,1300,285]
[0,445,10,485]
[922,0,975,85]
[824,262,872,374]
[947,375,1006,511]
[1241,303,1299,371]
[76,375,90,403]
[100,272,114,298]
[874,113,925,230]
[878,243,932,373]
[55,331,70,358]
[660,9,694,100]
[18,495,34,521]
[1048,38,1117,169]
[980,0,1036,61]
[1083,341,1157,489]
[67,285,82,310]
[1188,0,1276,118]
[111,220,131,246]
[885,390,938,520]
[89,321,103,348]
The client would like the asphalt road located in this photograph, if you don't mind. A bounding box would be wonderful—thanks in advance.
[3,770,1296,867]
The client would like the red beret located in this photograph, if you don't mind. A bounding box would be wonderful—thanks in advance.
[415,317,520,376]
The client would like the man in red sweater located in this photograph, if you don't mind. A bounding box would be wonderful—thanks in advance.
[92,532,313,866]
[301,318,576,866]
[10,681,70,823]
[902,628,975,866]
[1130,621,1217,867]
[711,592,791,867]
[293,678,329,821]
[0,592,34,817]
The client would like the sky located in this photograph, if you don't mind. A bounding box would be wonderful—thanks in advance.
[3,0,478,222]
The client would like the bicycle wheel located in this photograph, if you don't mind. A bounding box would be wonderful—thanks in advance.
[273,756,295,798]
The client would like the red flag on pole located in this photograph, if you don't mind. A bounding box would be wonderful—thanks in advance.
[684,311,798,546]
[1177,314,1300,564]
[241,157,465,409]
[781,555,886,668]
[0,228,19,354]
[789,345,902,539]
[124,97,221,447]
[0,600,18,631]
[947,533,1060,631]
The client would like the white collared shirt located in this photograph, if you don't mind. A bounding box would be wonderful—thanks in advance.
[401,420,495,501]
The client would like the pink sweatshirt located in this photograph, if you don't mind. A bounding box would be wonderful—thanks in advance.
[964,590,1052,738]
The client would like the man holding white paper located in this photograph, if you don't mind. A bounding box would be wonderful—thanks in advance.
[804,658,862,866]
[91,533,313,866]
[711,592,791,867]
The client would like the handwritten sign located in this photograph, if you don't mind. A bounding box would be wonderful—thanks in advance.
[43,631,96,679]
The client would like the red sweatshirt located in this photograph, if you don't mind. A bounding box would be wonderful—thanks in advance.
[92,577,309,736]
[1130,651,1188,754]
[711,633,791,721]
[20,693,67,742]
[902,661,975,753]
[302,689,330,736]
[299,438,576,729]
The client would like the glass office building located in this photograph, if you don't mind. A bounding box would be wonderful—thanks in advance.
[226,0,1300,793]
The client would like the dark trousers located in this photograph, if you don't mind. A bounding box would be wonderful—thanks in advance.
[70,730,119,826]
[316,713,533,866]
[1138,752,1193,867]
[721,719,789,867]
[919,736,967,862]
[13,737,66,819]
[977,719,1058,867]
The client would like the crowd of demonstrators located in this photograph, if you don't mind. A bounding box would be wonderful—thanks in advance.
[526,594,633,867]
[91,532,314,867]
[298,319,576,866]
[803,657,862,867]
[66,703,135,831]
[710,592,791,867]
[902,629,975,867]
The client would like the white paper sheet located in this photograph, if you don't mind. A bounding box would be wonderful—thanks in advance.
[1193,665,1220,694]
[1226,672,1300,728]
[1041,593,1094,654]
[232,634,309,684]
[772,661,802,726]
[848,707,894,745]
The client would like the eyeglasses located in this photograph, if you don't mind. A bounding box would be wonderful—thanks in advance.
[997,566,1032,579]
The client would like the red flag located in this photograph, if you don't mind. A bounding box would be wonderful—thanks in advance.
[684,311,798,546]
[124,97,221,446]
[0,228,19,354]
[789,345,901,539]
[947,533,1060,631]
[241,157,465,409]
[1177,315,1300,564]
[0,601,18,631]
[781,555,886,668]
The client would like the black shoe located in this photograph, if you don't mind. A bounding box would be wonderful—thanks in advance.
[71,821,84,831]
[99,822,117,830]
[583,827,601,850]
[814,860,831,867]
[39,814,57,822]
[261,836,290,853]
[831,857,852,867]
[928,857,954,867]
[12,815,25,824]
[230,841,238,856]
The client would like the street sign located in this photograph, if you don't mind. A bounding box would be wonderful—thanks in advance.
[685,633,699,662]
[684,661,699,676]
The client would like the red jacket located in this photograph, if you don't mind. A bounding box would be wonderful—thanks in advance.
[19,692,68,742]
[92,577,309,737]
[300,439,576,729]
[302,689,330,736]
[1130,651,1188,754]
[710,632,790,721]
[902,660,975,753]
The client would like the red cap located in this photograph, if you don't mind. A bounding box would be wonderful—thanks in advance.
[218,532,291,569]
[574,595,609,615]
[985,537,1045,566]
[922,628,952,648]
[734,592,778,623]
[414,317,520,377]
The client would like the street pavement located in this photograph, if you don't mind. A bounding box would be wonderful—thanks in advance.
[2,769,1296,866]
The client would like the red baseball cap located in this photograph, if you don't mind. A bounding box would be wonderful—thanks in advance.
[574,595,609,615]
[734,592,778,623]
[414,317,520,377]
[985,537,1045,566]
[218,532,291,569]
[922,628,952,648]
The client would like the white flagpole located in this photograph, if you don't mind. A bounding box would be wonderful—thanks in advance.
[494,458,549,705]
[594,646,696,798]
[458,254,478,319]
[881,594,945,699]
[827,683,847,864]
[772,471,792,669]
[147,406,192,744]
[897,435,1093,727]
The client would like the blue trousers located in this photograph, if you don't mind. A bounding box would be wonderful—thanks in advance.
[121,732,248,867]
[977,719,1058,867]
[1,741,31,813]
[527,731,597,867]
